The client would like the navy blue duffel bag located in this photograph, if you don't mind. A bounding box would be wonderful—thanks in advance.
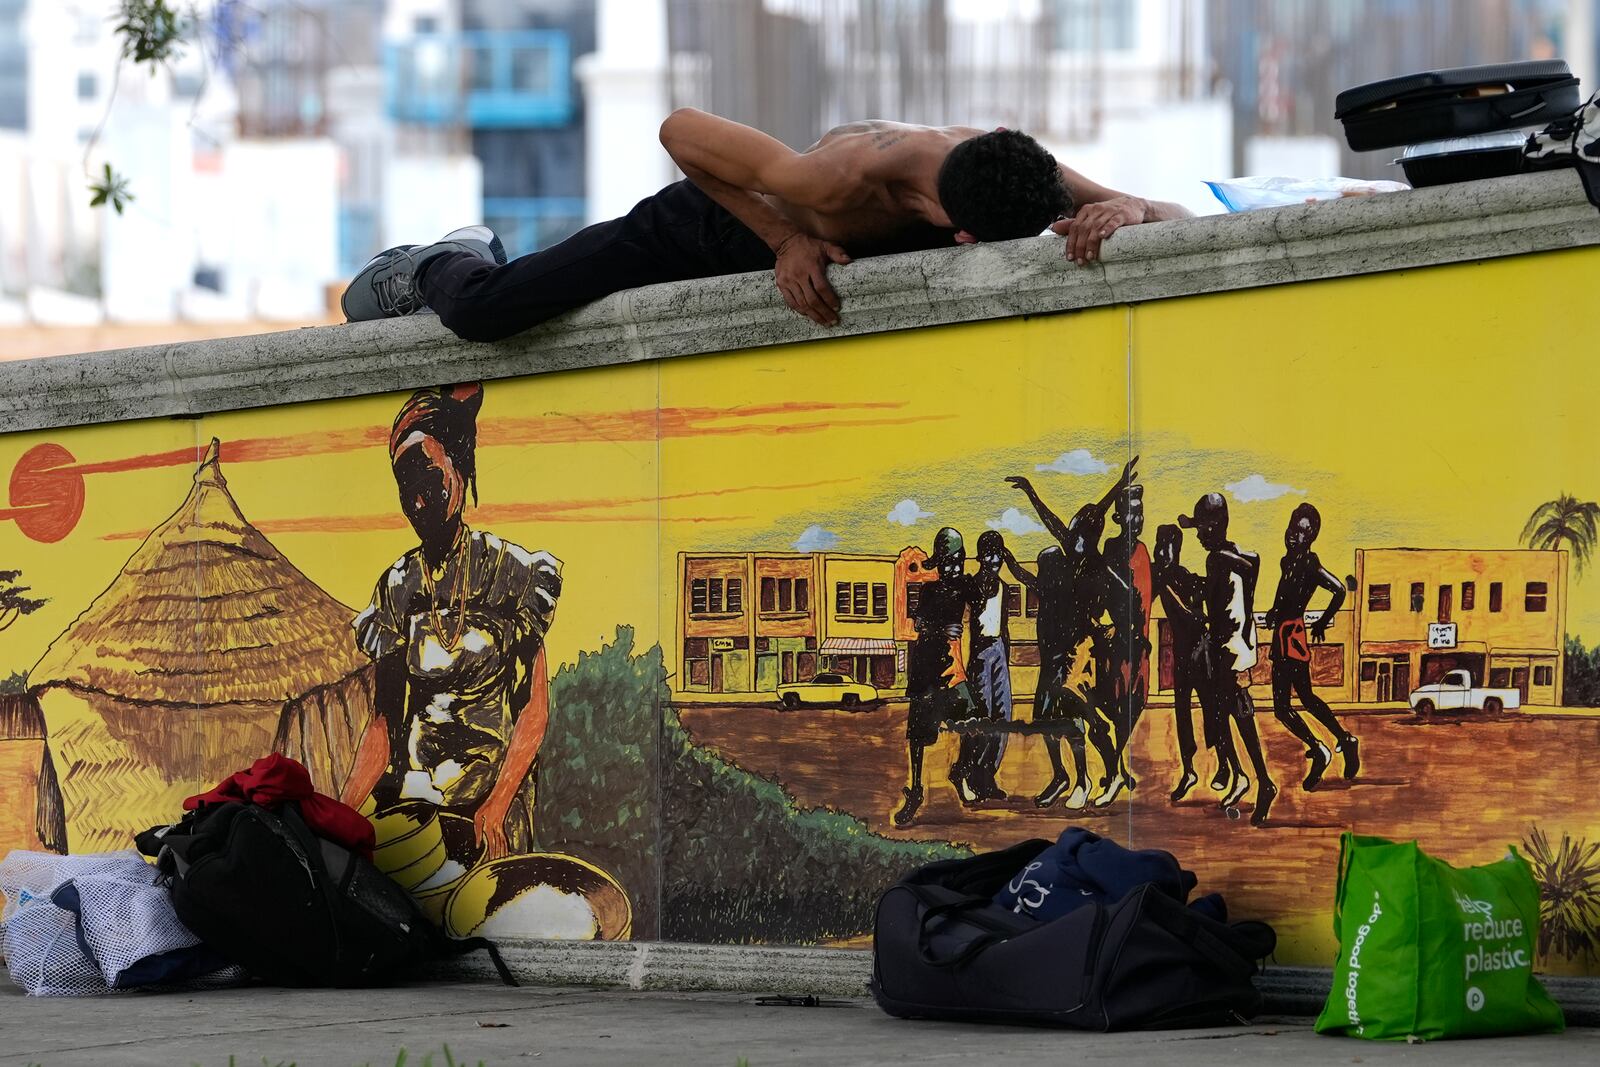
[869,839,1275,1030]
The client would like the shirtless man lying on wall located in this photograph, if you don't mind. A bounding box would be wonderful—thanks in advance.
[340,109,1191,340]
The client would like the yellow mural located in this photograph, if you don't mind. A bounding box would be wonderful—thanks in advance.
[1,246,1597,968]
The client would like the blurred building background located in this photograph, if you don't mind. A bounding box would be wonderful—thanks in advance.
[0,0,1594,356]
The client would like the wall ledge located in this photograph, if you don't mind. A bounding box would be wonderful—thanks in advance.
[3,169,1597,435]
[431,940,1600,1024]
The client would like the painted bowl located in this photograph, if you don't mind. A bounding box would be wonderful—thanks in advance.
[414,869,468,924]
[408,813,482,922]
[383,835,449,892]
[368,801,447,886]
[443,853,633,942]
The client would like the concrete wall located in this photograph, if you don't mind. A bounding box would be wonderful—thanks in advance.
[2,170,1600,983]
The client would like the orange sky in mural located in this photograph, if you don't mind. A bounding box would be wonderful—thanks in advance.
[6,403,936,545]
[57,401,926,473]
[98,477,855,541]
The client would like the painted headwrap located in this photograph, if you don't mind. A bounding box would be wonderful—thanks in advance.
[389,383,483,505]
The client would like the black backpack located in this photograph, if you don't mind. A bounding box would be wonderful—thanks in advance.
[870,839,1275,1030]
[136,801,515,988]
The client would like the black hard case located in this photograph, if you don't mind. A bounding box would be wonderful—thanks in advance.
[1336,61,1580,152]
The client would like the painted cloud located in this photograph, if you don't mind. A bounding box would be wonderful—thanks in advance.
[1036,448,1112,476]
[886,499,934,527]
[1225,474,1307,503]
[793,524,842,551]
[987,507,1047,535]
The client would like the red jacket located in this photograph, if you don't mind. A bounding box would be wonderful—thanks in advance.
[186,753,375,859]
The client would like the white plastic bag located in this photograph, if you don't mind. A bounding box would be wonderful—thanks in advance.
[1205,176,1411,212]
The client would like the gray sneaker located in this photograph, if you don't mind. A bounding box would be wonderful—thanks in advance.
[340,226,507,322]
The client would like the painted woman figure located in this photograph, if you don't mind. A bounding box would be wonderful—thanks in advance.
[341,384,562,862]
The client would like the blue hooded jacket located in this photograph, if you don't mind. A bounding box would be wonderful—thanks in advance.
[993,827,1226,923]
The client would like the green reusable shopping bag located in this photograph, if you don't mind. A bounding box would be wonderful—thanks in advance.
[1315,833,1564,1041]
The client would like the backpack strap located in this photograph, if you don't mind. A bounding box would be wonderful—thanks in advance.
[443,935,518,987]
[1140,893,1262,981]
[273,804,350,968]
[902,883,1033,968]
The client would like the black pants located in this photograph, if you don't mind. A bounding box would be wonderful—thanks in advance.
[1272,652,1350,741]
[417,180,777,343]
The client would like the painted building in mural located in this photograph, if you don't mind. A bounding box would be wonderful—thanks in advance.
[678,544,1566,710]
[1353,548,1567,706]
[678,548,1050,698]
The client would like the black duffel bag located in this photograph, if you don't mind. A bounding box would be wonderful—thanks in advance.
[870,839,1275,1030]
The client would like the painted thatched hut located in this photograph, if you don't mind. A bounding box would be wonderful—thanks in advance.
[0,693,65,856]
[29,440,373,853]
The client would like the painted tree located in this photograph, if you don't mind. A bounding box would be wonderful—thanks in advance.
[1521,495,1600,576]
[0,569,47,634]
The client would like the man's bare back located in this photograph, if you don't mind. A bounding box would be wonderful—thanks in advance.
[659,109,1190,326]
[772,120,974,248]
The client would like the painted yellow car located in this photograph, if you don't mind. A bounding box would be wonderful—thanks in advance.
[776,673,879,709]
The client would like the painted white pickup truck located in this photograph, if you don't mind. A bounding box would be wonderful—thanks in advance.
[1409,669,1521,715]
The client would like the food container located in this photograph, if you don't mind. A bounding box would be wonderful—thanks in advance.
[1395,130,1532,188]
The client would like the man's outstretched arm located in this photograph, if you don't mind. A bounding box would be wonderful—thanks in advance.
[1005,476,1075,549]
[659,108,853,325]
[1003,547,1038,589]
[1051,162,1192,265]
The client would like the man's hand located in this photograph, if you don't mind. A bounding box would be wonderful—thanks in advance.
[1005,475,1034,495]
[1310,616,1332,644]
[1051,197,1145,265]
[774,233,850,326]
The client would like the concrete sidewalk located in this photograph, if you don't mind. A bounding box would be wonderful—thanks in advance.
[1,979,1593,1067]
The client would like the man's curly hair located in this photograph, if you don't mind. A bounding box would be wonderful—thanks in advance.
[936,130,1071,242]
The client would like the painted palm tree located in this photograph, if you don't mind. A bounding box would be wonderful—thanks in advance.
[1521,495,1600,576]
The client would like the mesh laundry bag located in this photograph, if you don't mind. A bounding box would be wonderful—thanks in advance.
[0,850,147,921]
[0,850,244,996]
[2,895,109,996]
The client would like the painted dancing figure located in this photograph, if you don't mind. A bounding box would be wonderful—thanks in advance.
[1179,492,1278,826]
[1093,482,1153,807]
[1264,502,1360,790]
[893,527,979,827]
[1151,523,1227,803]
[1006,544,1098,809]
[960,530,1015,802]
[1005,462,1135,806]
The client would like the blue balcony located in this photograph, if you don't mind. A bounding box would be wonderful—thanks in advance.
[482,197,587,259]
[386,31,574,129]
